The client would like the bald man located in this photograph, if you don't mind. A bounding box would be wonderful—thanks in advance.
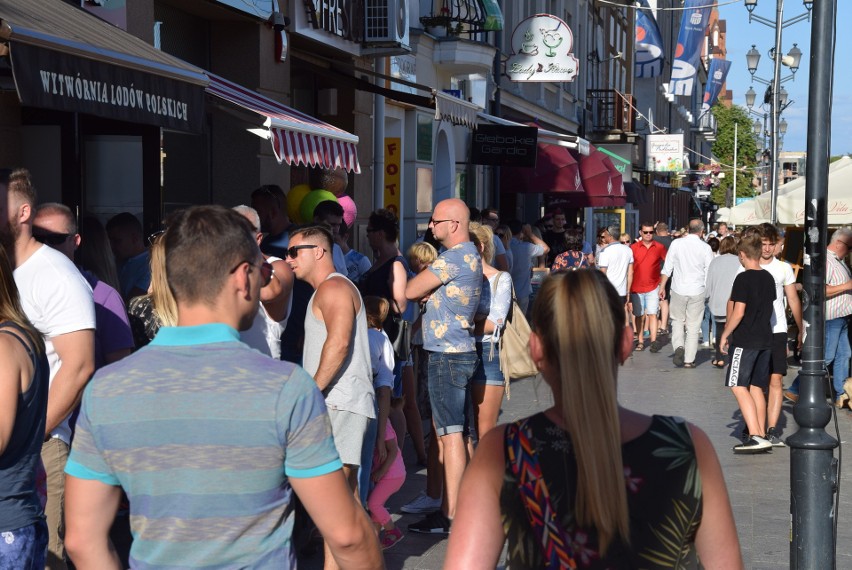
[405,198,482,534]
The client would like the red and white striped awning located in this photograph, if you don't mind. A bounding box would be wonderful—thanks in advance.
[205,73,360,173]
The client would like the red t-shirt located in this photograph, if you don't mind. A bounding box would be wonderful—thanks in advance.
[630,240,667,293]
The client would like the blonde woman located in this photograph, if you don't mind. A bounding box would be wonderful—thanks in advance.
[127,235,177,347]
[470,222,513,438]
[445,270,741,569]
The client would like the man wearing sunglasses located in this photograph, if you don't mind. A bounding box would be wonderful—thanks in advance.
[286,224,376,569]
[64,206,381,569]
[105,212,150,303]
[630,223,667,353]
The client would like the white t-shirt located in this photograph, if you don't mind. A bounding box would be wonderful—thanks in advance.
[14,244,96,444]
[738,257,796,334]
[598,242,634,296]
[240,256,291,359]
[367,328,395,391]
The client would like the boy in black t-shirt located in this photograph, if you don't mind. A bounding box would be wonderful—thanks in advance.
[719,234,777,453]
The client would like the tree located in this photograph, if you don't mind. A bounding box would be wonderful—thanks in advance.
[710,103,759,206]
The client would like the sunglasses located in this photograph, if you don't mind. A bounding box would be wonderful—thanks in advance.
[229,259,274,286]
[495,232,506,238]
[428,218,456,226]
[641,230,654,235]
[286,244,325,259]
[34,232,72,246]
[148,230,165,245]
[620,240,630,244]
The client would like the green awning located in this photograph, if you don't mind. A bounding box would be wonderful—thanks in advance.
[480,0,503,31]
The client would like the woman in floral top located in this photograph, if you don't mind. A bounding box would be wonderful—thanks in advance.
[445,270,742,569]
[550,230,589,272]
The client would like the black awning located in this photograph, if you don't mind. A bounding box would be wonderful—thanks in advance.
[624,180,649,205]
[1,0,207,132]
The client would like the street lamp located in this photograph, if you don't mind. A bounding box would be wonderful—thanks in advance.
[745,86,757,108]
[779,117,788,135]
[753,119,762,135]
[746,45,761,75]
[779,86,789,107]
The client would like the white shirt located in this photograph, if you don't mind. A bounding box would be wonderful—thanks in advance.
[367,328,395,390]
[598,242,634,296]
[737,257,796,334]
[14,244,96,444]
[509,238,546,299]
[661,234,714,296]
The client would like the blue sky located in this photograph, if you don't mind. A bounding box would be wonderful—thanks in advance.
[717,0,850,156]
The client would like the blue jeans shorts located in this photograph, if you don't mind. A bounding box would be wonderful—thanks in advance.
[470,342,504,387]
[427,350,478,436]
[633,288,660,316]
[0,520,47,570]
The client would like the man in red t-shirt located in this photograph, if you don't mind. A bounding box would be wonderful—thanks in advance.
[630,222,667,352]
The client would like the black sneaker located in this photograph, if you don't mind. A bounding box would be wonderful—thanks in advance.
[733,436,772,454]
[649,339,663,353]
[766,427,787,447]
[408,511,451,535]
[741,428,749,444]
[673,346,685,367]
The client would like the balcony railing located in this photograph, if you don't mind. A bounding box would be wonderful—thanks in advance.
[586,89,635,134]
[421,0,489,37]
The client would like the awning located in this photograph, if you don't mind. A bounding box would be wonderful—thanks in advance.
[477,112,590,154]
[206,73,361,173]
[572,145,627,208]
[500,142,584,194]
[0,0,207,132]
[434,91,480,129]
[624,180,649,205]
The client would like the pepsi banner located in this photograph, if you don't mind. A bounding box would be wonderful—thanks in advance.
[669,0,712,96]
[635,0,665,78]
[701,58,731,114]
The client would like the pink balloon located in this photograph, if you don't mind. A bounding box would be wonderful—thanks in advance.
[338,194,357,227]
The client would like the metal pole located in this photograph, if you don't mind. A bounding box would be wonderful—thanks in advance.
[769,0,783,225]
[373,58,386,211]
[491,27,502,210]
[733,122,738,207]
[788,0,838,567]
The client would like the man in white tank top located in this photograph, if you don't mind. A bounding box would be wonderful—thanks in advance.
[286,224,375,570]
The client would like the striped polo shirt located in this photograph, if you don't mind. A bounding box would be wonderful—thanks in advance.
[826,249,852,320]
[66,323,341,569]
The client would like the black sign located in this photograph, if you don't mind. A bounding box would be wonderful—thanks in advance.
[11,42,204,133]
[470,124,538,167]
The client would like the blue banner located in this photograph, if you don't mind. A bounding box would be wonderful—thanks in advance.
[701,58,731,114]
[669,0,712,95]
[635,0,665,78]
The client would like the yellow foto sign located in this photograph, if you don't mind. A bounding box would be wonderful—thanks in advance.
[384,138,401,216]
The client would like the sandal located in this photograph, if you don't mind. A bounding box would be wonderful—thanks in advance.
[634,342,645,352]
[712,360,726,368]
[683,362,696,369]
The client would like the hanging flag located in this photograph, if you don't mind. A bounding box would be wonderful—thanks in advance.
[669,0,712,95]
[701,58,731,114]
[635,0,665,78]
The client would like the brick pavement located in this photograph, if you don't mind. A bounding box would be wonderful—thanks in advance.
[300,340,852,569]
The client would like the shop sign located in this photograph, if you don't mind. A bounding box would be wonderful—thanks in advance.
[470,124,537,167]
[390,55,416,94]
[302,0,361,43]
[597,144,633,179]
[11,43,204,133]
[505,14,579,83]
[384,138,402,216]
[646,134,684,172]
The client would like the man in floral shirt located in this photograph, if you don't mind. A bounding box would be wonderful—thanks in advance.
[405,198,482,535]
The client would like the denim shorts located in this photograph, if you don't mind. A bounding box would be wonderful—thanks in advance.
[633,288,660,316]
[470,342,504,387]
[427,350,478,436]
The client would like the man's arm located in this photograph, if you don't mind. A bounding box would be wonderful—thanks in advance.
[46,330,95,436]
[291,471,383,569]
[261,258,294,322]
[405,268,442,301]
[523,224,549,255]
[626,262,634,297]
[826,280,852,298]
[64,476,123,570]
[390,260,409,314]
[784,283,804,349]
[311,279,357,391]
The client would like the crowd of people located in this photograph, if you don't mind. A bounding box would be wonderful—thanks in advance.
[3,164,847,569]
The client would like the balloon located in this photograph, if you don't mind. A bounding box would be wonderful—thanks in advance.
[300,190,338,223]
[286,184,311,223]
[338,194,357,227]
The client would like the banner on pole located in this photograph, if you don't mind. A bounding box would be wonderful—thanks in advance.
[669,0,712,95]
[635,0,665,78]
[701,58,731,114]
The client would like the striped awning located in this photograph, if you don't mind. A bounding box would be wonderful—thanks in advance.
[205,73,360,173]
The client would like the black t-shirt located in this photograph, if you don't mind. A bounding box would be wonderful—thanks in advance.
[542,230,567,265]
[730,269,776,349]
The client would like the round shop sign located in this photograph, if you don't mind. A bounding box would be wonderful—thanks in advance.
[506,14,579,83]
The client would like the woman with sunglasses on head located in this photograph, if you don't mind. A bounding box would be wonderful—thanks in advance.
[127,235,178,349]
[0,245,49,569]
[445,270,742,570]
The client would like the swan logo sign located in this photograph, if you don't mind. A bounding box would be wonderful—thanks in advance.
[506,14,578,83]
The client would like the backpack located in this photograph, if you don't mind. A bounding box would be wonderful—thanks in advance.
[492,272,539,397]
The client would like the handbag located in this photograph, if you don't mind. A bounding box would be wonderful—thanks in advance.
[493,272,538,394]
[389,299,410,362]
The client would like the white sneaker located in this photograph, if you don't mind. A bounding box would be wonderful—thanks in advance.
[400,492,442,514]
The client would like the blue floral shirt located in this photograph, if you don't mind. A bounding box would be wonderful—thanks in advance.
[423,242,482,353]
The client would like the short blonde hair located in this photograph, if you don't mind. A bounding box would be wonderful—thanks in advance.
[408,241,438,268]
[469,222,495,264]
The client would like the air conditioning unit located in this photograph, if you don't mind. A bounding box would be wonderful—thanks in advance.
[363,0,410,54]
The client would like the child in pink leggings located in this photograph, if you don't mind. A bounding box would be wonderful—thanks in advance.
[368,417,406,549]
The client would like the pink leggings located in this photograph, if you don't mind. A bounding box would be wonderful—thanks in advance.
[367,474,406,526]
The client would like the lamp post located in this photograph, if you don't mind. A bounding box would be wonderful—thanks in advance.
[743,0,811,224]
